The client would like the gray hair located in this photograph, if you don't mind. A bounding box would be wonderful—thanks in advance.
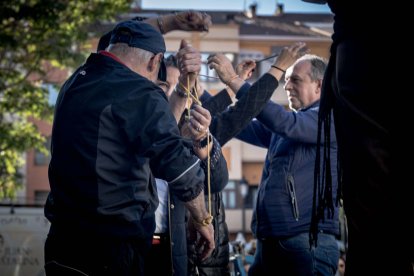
[107,43,154,65]
[295,54,327,81]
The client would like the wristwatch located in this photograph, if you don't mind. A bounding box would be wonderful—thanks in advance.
[193,134,213,149]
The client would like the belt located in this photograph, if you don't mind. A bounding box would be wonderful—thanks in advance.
[152,233,169,245]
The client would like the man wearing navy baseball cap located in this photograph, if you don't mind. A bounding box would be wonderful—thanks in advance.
[44,19,216,275]
[107,20,167,82]
[103,20,167,82]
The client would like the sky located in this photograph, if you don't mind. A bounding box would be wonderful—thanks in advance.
[141,0,331,15]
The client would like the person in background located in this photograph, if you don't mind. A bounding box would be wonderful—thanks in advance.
[150,43,229,276]
[173,41,307,275]
[163,55,181,98]
[335,252,345,276]
[153,47,232,276]
[44,20,216,275]
[142,38,305,275]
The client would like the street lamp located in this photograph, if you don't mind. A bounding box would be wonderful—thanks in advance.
[239,179,249,235]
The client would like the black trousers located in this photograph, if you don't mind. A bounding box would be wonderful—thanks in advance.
[145,234,172,276]
[44,232,151,276]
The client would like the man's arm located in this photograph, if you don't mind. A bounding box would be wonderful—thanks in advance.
[169,42,229,194]
[197,59,256,116]
[235,119,273,149]
[178,104,229,194]
[97,11,212,52]
[184,191,215,261]
[199,89,233,116]
[207,42,308,146]
[175,43,234,116]
[256,101,337,144]
[145,11,212,34]
[209,74,278,146]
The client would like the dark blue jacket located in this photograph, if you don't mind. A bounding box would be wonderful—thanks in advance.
[168,73,284,275]
[166,137,229,276]
[186,73,279,276]
[236,85,339,238]
[46,53,206,239]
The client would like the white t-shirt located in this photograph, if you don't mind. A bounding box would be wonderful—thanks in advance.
[154,178,168,233]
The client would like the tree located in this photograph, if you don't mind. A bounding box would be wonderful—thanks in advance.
[0,0,132,199]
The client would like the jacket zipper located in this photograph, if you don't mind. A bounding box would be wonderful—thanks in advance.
[287,174,299,221]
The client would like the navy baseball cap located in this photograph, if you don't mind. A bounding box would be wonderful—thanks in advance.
[97,31,111,52]
[103,20,167,81]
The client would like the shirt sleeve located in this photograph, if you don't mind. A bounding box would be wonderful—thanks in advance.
[201,89,233,116]
[209,73,279,146]
[256,101,335,144]
[236,119,273,148]
[199,136,229,194]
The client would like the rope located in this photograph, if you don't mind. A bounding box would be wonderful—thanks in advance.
[181,75,212,217]
[207,129,211,216]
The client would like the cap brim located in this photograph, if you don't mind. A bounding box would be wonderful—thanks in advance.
[158,59,167,82]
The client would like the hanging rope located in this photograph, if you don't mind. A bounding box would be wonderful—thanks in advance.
[206,129,211,216]
[180,75,212,218]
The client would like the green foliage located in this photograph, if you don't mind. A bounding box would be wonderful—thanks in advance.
[0,0,132,200]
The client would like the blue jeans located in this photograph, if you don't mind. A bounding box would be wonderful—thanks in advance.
[248,232,339,276]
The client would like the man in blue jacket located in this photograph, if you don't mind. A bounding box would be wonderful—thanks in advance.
[234,55,340,275]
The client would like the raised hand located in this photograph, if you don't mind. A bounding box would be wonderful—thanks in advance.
[176,39,202,78]
[187,214,215,261]
[180,105,211,141]
[272,42,309,72]
[236,59,256,81]
[207,53,237,86]
[173,11,212,32]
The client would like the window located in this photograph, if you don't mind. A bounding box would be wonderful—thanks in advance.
[222,180,258,209]
[191,53,236,83]
[34,136,51,166]
[222,181,237,209]
[245,186,258,209]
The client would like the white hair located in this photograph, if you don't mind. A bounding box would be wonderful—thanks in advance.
[108,43,154,65]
